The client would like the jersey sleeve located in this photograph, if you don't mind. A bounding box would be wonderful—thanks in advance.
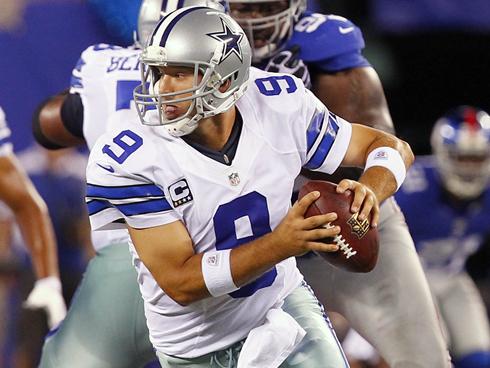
[85,130,180,231]
[0,107,13,156]
[299,89,352,173]
[290,13,371,73]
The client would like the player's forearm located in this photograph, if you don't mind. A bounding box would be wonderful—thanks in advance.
[164,232,287,306]
[0,156,60,279]
[229,232,287,286]
[15,194,59,279]
[33,92,85,149]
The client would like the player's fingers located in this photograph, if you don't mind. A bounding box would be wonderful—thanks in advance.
[303,213,337,230]
[305,225,341,241]
[336,179,354,194]
[366,200,379,227]
[357,195,375,222]
[306,241,339,253]
[368,202,380,228]
[350,184,367,213]
[293,191,320,216]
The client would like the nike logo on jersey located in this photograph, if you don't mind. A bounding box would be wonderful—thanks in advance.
[339,26,354,34]
[97,163,115,173]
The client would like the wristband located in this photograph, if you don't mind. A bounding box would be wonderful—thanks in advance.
[201,249,239,297]
[364,147,406,190]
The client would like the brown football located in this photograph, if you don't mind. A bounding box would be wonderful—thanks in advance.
[298,180,379,273]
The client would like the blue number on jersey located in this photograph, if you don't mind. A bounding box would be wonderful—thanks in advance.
[102,130,143,164]
[255,75,297,96]
[213,191,277,298]
[116,80,140,111]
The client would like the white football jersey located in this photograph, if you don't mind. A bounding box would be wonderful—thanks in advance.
[0,107,13,157]
[70,44,142,250]
[86,67,352,358]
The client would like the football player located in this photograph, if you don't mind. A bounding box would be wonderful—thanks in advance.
[396,106,490,368]
[33,1,225,367]
[226,1,451,366]
[0,107,65,329]
[86,7,413,367]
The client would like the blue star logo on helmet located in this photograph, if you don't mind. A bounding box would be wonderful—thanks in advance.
[207,18,244,62]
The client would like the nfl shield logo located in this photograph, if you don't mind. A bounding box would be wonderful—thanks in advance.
[228,172,240,186]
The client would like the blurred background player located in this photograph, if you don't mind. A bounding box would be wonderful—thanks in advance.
[226,1,450,366]
[396,106,490,368]
[32,1,224,367]
[0,106,66,366]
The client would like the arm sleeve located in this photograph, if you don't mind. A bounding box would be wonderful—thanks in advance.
[60,93,84,139]
[299,89,352,174]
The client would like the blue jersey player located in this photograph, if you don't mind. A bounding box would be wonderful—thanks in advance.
[227,1,451,367]
[396,106,490,368]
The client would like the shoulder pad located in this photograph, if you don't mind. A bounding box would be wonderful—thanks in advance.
[79,43,133,62]
[287,12,366,63]
[71,44,140,90]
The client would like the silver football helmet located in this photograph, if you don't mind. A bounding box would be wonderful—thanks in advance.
[133,7,252,136]
[227,0,306,63]
[136,0,228,48]
[431,106,490,199]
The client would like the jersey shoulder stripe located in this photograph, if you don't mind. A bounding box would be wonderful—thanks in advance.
[306,109,326,152]
[87,197,172,217]
[305,112,340,170]
[86,183,165,200]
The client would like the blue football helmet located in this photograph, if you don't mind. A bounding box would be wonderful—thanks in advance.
[431,106,490,199]
[227,0,306,63]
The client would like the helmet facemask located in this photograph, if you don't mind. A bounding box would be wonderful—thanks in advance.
[228,0,306,63]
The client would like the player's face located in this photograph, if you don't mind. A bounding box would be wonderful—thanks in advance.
[229,0,289,48]
[156,65,200,120]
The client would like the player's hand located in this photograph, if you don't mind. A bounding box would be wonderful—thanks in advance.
[265,46,311,89]
[336,179,380,227]
[273,191,340,257]
[23,276,67,329]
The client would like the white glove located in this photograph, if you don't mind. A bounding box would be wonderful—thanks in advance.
[265,46,312,89]
[23,276,67,328]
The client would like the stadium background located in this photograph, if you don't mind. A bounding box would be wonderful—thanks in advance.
[0,0,489,366]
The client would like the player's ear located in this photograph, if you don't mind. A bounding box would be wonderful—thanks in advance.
[219,79,232,93]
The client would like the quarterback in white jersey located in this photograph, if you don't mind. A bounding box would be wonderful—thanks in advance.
[86,8,413,367]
